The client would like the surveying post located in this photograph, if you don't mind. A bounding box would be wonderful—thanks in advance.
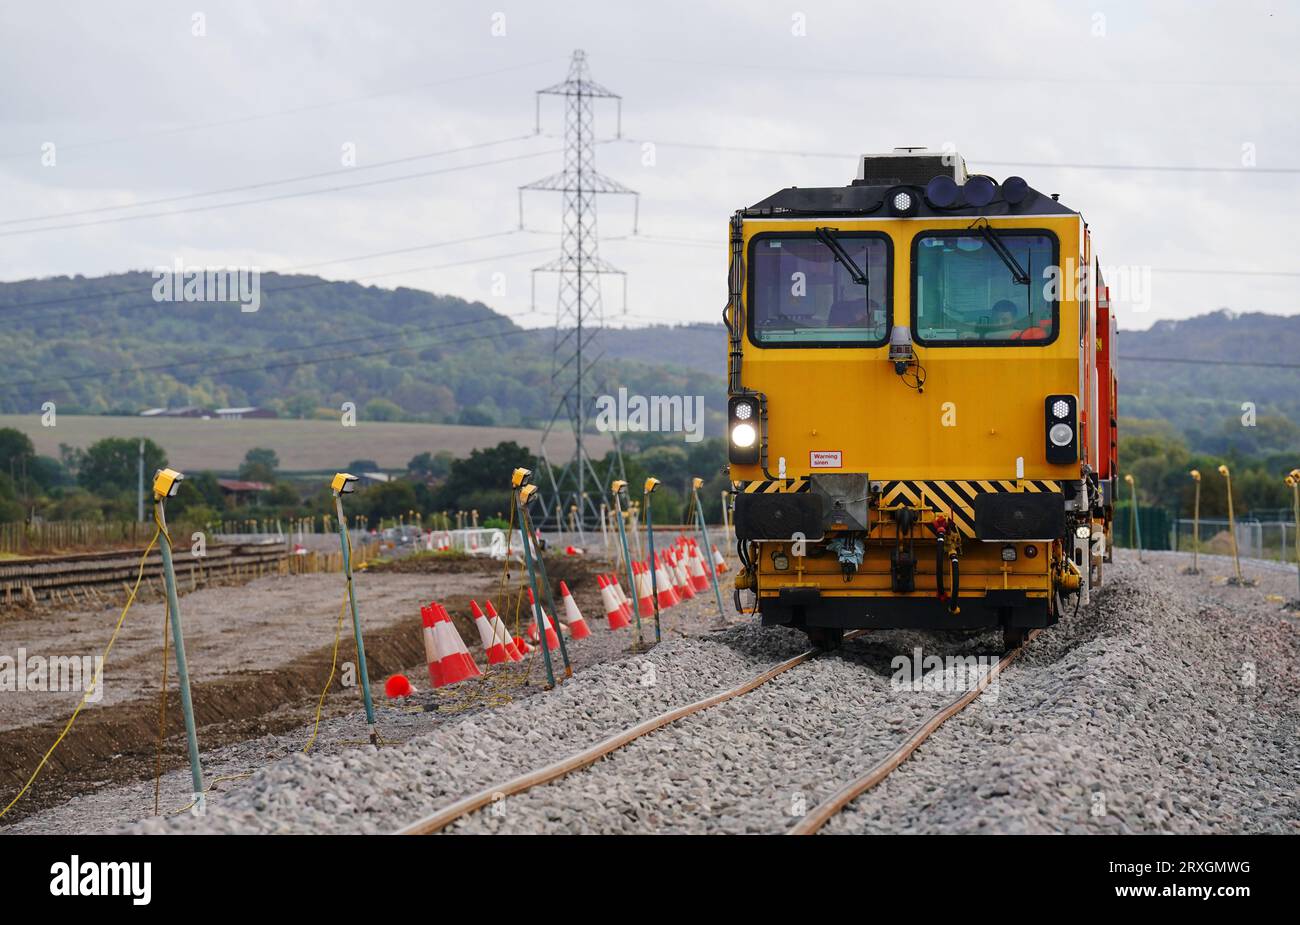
[512,469,559,687]
[1286,470,1300,607]
[332,472,377,744]
[599,501,610,561]
[610,480,643,645]
[1186,469,1202,575]
[153,468,205,808]
[643,478,662,643]
[691,477,727,622]
[1219,465,1252,586]
[521,508,573,678]
[1124,473,1142,562]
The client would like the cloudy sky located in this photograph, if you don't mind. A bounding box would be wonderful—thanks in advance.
[1,1,1296,331]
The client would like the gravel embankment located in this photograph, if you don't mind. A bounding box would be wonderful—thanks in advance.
[5,548,1295,835]
[823,552,1299,834]
[1,583,755,834]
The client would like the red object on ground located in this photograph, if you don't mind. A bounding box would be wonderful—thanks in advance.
[385,674,412,698]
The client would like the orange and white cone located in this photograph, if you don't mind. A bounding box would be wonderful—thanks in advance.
[421,604,442,687]
[471,600,515,665]
[635,562,656,617]
[609,573,634,620]
[556,581,592,639]
[686,543,710,591]
[524,588,560,650]
[712,544,729,574]
[598,574,631,630]
[430,603,481,686]
[483,600,523,661]
[670,549,695,600]
[514,634,533,655]
[654,554,680,609]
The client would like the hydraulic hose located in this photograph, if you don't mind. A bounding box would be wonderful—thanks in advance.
[935,535,946,600]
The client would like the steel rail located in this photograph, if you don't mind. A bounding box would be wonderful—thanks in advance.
[398,631,866,835]
[787,628,1040,835]
[0,543,288,603]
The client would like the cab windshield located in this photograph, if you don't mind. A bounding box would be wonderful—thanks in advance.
[914,231,1056,344]
[750,234,890,345]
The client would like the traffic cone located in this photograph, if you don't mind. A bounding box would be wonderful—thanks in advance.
[686,543,709,591]
[556,581,592,639]
[420,604,442,687]
[514,634,533,655]
[712,544,729,574]
[670,549,695,600]
[609,573,634,620]
[654,554,680,609]
[471,600,514,665]
[598,574,631,630]
[429,603,481,686]
[524,588,560,650]
[635,562,655,616]
[483,600,523,661]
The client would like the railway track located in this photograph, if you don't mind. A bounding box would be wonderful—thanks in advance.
[0,542,292,607]
[397,629,1038,835]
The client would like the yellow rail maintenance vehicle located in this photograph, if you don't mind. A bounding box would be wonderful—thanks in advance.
[725,149,1118,650]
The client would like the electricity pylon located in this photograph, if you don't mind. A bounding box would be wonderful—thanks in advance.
[520,49,638,529]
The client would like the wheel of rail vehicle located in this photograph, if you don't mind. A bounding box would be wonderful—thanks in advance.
[1002,626,1030,651]
[807,626,844,651]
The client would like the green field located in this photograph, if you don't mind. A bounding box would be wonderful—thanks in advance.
[0,414,611,474]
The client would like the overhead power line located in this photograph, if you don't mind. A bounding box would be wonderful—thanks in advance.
[1121,355,1300,369]
[0,58,560,161]
[0,135,539,227]
[0,240,559,332]
[0,228,534,314]
[0,148,561,238]
[625,55,1300,90]
[611,138,1300,175]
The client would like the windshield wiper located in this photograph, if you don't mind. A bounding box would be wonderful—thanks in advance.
[814,227,869,286]
[974,222,1030,285]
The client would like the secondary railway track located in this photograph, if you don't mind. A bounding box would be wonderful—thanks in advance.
[398,628,1038,835]
[0,542,292,607]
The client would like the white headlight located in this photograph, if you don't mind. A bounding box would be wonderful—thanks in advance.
[1049,422,1073,447]
[734,402,753,421]
[731,422,757,448]
[893,191,913,212]
[1052,399,1070,419]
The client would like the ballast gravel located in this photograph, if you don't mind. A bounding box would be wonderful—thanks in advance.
[5,548,1296,835]
[822,551,1299,834]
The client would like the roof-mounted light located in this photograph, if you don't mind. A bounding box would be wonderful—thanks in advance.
[924,175,960,208]
[1002,175,1031,206]
[962,175,998,208]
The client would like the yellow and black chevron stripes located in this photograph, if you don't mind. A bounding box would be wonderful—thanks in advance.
[879,479,1062,538]
[736,478,810,494]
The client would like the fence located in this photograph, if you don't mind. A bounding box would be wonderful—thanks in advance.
[1112,504,1173,551]
[1172,518,1297,564]
[0,520,163,555]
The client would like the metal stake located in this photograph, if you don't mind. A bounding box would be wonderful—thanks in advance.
[611,485,642,645]
[334,494,377,744]
[643,479,662,643]
[692,479,727,622]
[156,498,204,809]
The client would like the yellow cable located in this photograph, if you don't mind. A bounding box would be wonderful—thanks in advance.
[0,525,162,821]
[303,587,349,753]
